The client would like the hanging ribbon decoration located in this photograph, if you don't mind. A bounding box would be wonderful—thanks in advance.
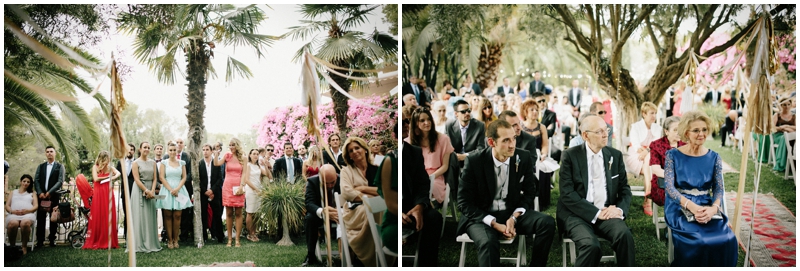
[305,53,397,112]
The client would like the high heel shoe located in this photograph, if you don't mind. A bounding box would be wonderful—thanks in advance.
[167,241,174,249]
[643,198,653,216]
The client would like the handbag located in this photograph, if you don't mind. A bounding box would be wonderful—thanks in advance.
[39,200,52,212]
[51,202,75,223]
[657,177,665,189]
[681,206,723,223]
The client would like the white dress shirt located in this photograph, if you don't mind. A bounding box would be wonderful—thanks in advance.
[482,153,527,226]
[204,158,212,191]
[584,145,624,223]
[45,161,54,190]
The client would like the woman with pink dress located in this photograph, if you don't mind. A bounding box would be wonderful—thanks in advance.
[213,138,246,247]
[404,107,454,204]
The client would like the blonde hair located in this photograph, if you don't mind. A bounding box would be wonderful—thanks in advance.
[342,137,372,167]
[677,110,713,142]
[308,145,322,164]
[640,101,658,115]
[229,137,245,165]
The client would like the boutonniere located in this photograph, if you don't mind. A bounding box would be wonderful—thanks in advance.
[609,156,614,169]
[515,155,520,172]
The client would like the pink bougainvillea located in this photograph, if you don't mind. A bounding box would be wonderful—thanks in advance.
[254,94,398,158]
[678,32,747,86]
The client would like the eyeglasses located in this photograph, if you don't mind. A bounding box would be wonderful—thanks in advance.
[597,110,607,115]
[535,99,546,104]
[483,106,493,110]
[586,128,611,135]
[265,149,274,152]
[457,109,472,114]
[689,128,709,134]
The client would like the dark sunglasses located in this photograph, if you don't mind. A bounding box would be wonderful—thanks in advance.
[535,99,546,104]
[484,106,493,110]
[597,110,607,115]
[457,109,472,114]
[265,149,274,152]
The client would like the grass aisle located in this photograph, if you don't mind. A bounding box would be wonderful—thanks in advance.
[403,137,794,266]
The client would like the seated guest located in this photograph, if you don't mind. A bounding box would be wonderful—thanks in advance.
[649,116,684,206]
[340,137,380,266]
[557,115,635,266]
[432,100,450,134]
[477,97,497,129]
[302,165,340,267]
[624,102,662,216]
[770,97,795,172]
[569,114,596,148]
[498,110,537,163]
[589,102,614,147]
[405,107,454,205]
[377,130,398,264]
[520,98,552,210]
[5,174,38,255]
[664,111,737,266]
[457,120,555,267]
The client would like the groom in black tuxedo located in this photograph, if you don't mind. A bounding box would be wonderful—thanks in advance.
[199,144,224,243]
[456,120,555,267]
[557,115,634,266]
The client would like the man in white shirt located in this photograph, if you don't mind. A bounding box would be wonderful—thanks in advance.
[496,77,514,97]
[456,120,555,266]
[322,134,346,174]
[199,144,225,243]
[557,115,634,266]
[34,146,65,247]
[274,142,303,183]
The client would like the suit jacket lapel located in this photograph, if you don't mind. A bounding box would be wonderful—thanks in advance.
[483,150,497,201]
[453,121,463,152]
[577,145,588,196]
[602,147,613,204]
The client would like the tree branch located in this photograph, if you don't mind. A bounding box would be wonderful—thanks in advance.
[672,5,685,35]
[700,16,758,58]
[563,33,590,62]
[645,15,662,53]
[553,4,594,53]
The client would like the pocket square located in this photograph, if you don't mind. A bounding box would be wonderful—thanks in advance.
[611,174,619,179]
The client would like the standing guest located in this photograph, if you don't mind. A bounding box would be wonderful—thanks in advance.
[497,77,514,98]
[567,79,583,113]
[432,100,449,134]
[303,145,323,179]
[260,144,276,169]
[457,120,555,266]
[664,111,737,266]
[520,99,552,209]
[403,76,429,108]
[703,86,723,107]
[274,142,303,183]
[529,71,546,96]
[130,141,161,252]
[156,142,193,249]
[116,143,135,241]
[215,142,227,180]
[213,138,246,247]
[153,144,167,243]
[33,146,65,247]
[297,145,308,161]
[301,165,340,267]
[557,115,635,267]
[340,137,381,266]
[199,144,225,243]
[554,95,576,144]
[244,149,268,242]
[405,107,454,205]
[84,151,121,250]
[322,134,347,174]
[163,138,193,242]
[498,111,537,163]
[516,80,528,100]
[5,174,38,255]
[649,116,684,207]
[477,97,497,130]
[624,102,662,216]
[368,139,385,166]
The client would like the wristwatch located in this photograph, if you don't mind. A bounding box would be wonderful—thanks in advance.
[509,215,517,223]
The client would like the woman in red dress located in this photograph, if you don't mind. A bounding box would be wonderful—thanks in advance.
[83,150,121,249]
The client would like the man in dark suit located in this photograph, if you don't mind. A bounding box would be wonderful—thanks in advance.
[34,146,65,247]
[498,110,538,163]
[445,99,487,200]
[465,74,482,96]
[164,138,193,242]
[402,76,429,109]
[703,87,723,106]
[457,120,555,266]
[116,143,136,241]
[301,165,340,267]
[274,142,304,183]
[199,144,224,243]
[496,77,514,98]
[568,79,583,109]
[528,71,546,96]
[322,134,347,174]
[557,115,634,267]
[530,92,558,138]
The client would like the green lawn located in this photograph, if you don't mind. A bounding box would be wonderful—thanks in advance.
[403,136,793,267]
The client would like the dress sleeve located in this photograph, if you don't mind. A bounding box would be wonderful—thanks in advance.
[225,152,232,162]
[665,150,682,203]
[712,152,724,204]
[340,167,358,202]
[440,133,454,154]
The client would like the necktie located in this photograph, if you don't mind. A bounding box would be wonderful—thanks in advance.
[287,158,294,182]
[178,153,181,160]
[460,126,468,153]
[592,155,606,209]
[497,164,508,199]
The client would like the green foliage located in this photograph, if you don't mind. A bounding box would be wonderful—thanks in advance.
[697,104,728,134]
[381,4,398,35]
[258,176,307,237]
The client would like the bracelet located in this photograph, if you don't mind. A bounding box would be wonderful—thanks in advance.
[683,199,690,209]
[712,204,721,211]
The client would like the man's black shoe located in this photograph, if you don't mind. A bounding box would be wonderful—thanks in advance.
[48,241,56,247]
[35,242,43,248]
[301,256,321,267]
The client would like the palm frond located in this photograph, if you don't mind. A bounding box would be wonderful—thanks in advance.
[3,106,55,155]
[315,32,360,61]
[370,30,398,57]
[413,22,438,57]
[225,56,253,82]
[129,23,170,64]
[291,40,317,63]
[39,66,110,116]
[298,4,359,19]
[340,5,380,30]
[221,32,277,59]
[56,101,101,154]
[282,20,329,41]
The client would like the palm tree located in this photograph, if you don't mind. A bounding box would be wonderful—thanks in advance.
[284,4,397,137]
[117,4,276,246]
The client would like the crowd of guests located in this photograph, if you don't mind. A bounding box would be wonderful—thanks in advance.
[401,74,794,267]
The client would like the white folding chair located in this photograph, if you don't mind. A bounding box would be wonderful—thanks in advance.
[401,228,421,266]
[784,132,795,180]
[4,218,36,252]
[562,237,616,266]
[333,193,353,267]
[456,233,527,267]
[440,184,450,238]
[314,223,339,263]
[653,201,666,240]
[769,134,779,166]
[362,195,391,267]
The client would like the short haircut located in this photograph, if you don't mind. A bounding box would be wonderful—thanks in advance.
[453,99,470,110]
[20,174,34,193]
[577,113,597,133]
[530,92,546,99]
[677,111,712,142]
[202,144,212,150]
[486,119,512,140]
[580,115,603,135]
[128,143,136,151]
[640,101,658,115]
[257,147,265,154]
[264,143,274,149]
[327,134,341,144]
[45,146,55,151]
[154,144,164,149]
[590,102,604,113]
[520,99,539,121]
[662,116,681,134]
[284,142,293,149]
[497,110,517,120]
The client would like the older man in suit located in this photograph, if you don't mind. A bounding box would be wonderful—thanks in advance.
[457,120,555,266]
[302,164,340,267]
[164,138,193,242]
[557,115,634,267]
[34,146,65,247]
[274,142,304,183]
[402,76,429,108]
[199,144,225,243]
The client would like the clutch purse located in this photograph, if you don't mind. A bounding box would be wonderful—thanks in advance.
[657,177,665,189]
[681,206,723,222]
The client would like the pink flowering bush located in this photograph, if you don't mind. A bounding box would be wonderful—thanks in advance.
[255,94,398,158]
[776,34,796,78]
[678,32,747,86]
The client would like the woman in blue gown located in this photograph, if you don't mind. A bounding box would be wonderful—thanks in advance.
[664,111,737,267]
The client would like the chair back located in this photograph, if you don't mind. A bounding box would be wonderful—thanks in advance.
[362,195,388,266]
[334,193,352,267]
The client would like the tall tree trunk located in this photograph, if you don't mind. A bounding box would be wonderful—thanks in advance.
[186,39,208,247]
[277,215,293,246]
[476,43,503,90]
[330,58,350,139]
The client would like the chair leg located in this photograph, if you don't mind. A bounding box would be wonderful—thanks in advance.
[458,242,467,267]
[562,240,567,267]
[569,241,577,265]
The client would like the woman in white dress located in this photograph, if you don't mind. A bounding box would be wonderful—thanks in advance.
[244,149,268,242]
[5,174,38,255]
[625,102,662,216]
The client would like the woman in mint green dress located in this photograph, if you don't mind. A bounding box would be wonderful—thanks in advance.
[156,142,193,249]
[130,142,161,252]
